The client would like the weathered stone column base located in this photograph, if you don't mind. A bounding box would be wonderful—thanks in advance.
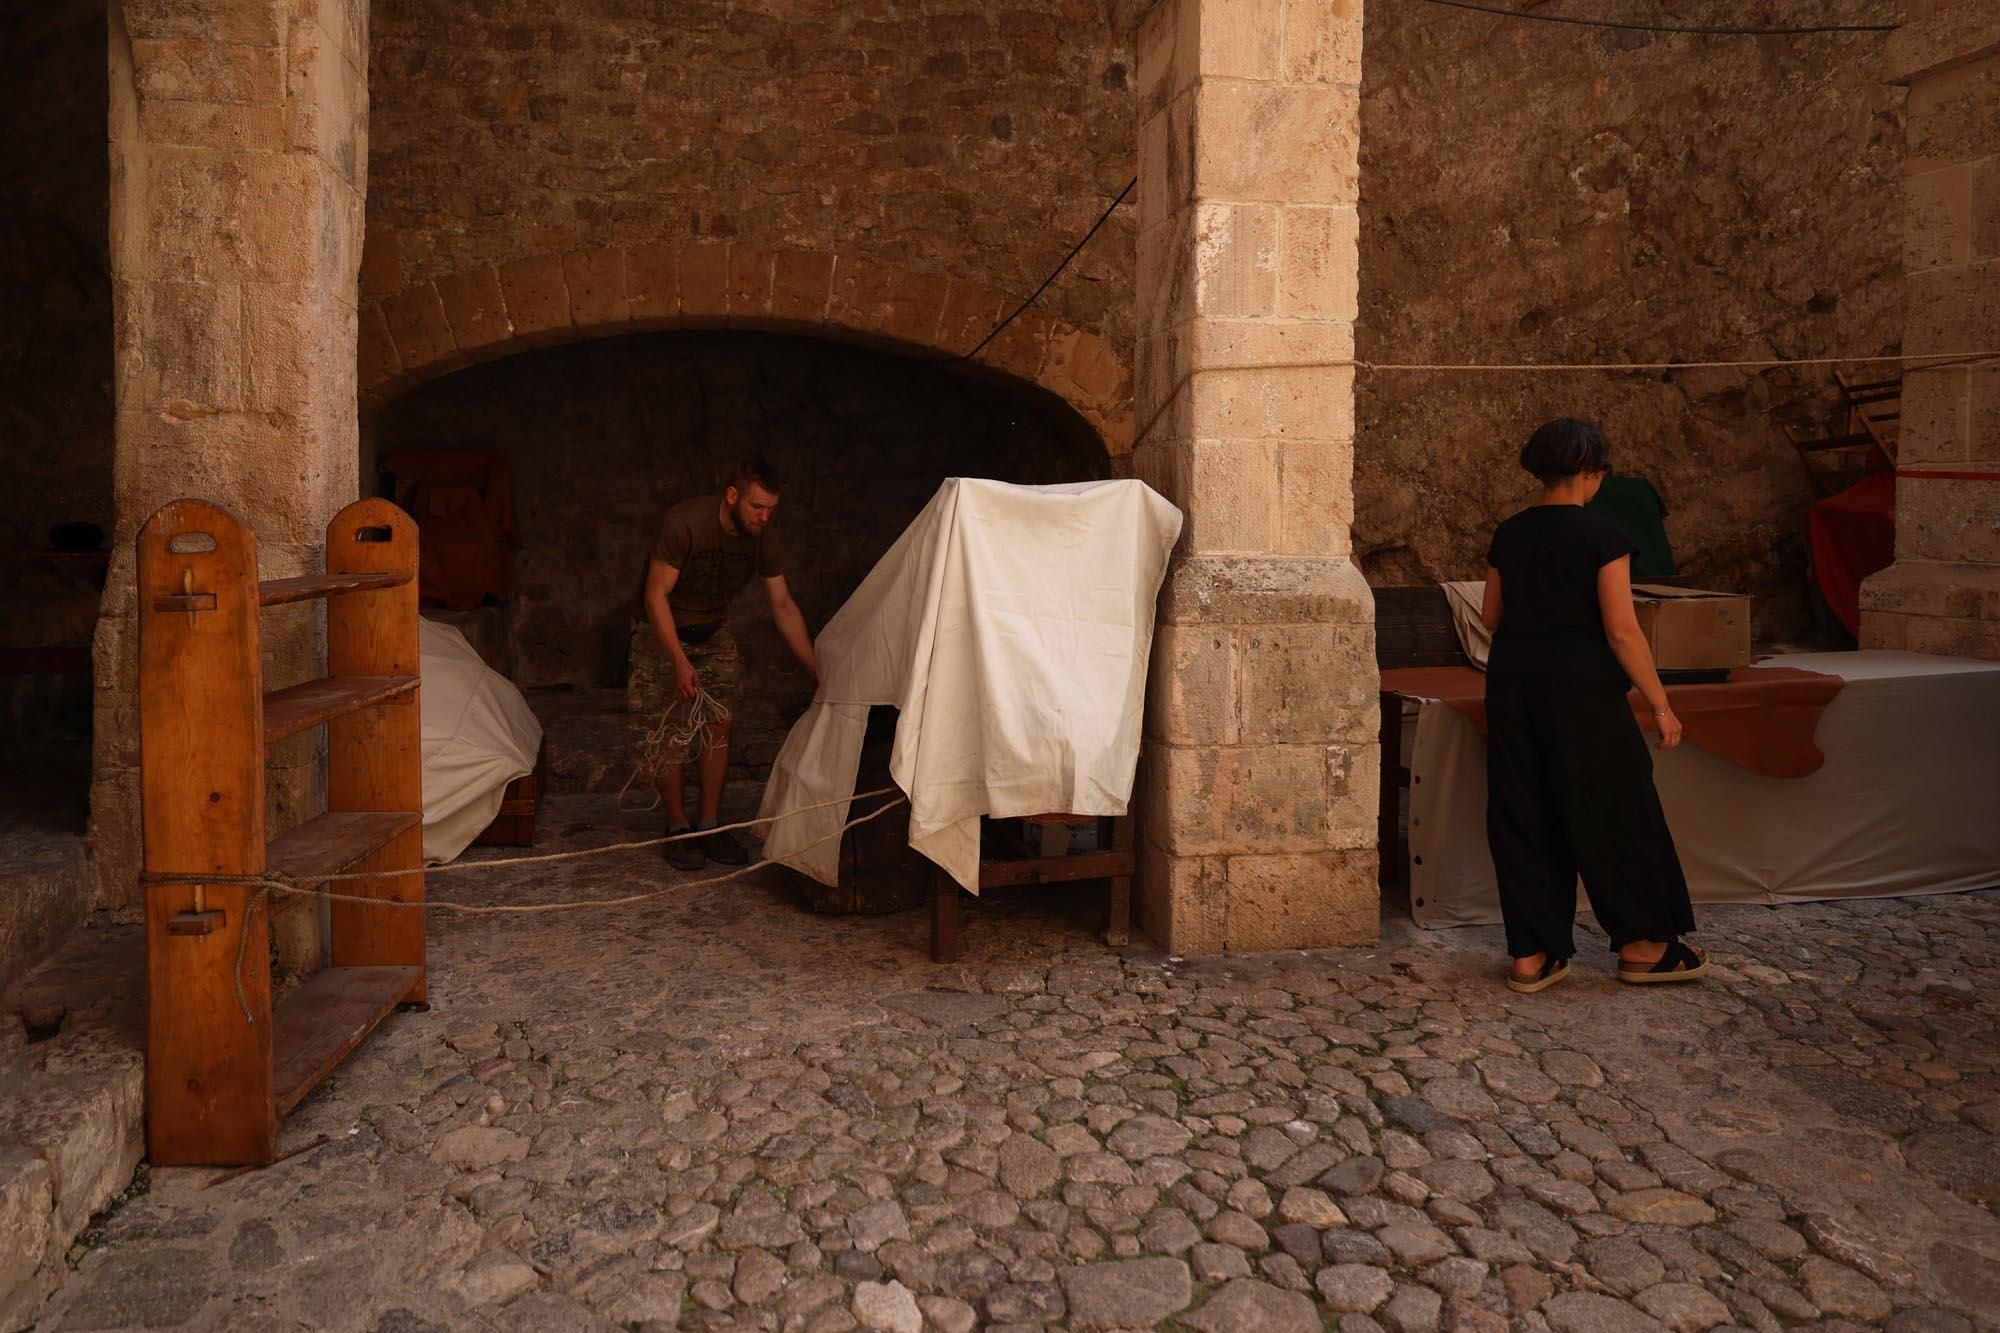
[1137,556,1380,954]
[1861,562,2000,658]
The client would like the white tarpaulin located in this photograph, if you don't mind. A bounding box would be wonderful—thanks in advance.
[758,478,1183,891]
[1407,651,2000,927]
[419,617,543,864]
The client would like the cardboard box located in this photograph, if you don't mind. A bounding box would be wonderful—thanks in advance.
[1632,585,1751,670]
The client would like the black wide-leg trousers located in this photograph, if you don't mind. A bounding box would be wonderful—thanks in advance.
[1484,671,1696,960]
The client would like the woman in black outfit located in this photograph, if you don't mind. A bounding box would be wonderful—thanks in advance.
[1480,419,1708,993]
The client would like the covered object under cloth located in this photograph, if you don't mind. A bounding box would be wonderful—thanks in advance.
[758,478,1183,892]
[418,617,544,863]
[1405,651,2000,928]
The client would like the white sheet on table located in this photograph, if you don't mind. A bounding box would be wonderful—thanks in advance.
[1407,651,2000,927]
[419,617,543,864]
[756,478,1182,892]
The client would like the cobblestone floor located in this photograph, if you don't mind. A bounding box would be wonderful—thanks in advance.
[29,795,2000,1333]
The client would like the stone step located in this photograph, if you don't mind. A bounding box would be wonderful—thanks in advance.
[1,924,145,1329]
[0,829,89,1001]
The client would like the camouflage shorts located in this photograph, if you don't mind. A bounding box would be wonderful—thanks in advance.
[627,622,742,772]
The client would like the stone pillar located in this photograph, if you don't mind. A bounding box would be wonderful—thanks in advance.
[1132,0,1379,953]
[96,1,368,918]
[1860,3,2000,657]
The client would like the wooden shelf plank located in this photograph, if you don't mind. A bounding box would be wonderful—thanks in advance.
[264,676,416,747]
[269,810,422,881]
[273,965,421,1114]
[259,571,409,607]
[266,811,422,921]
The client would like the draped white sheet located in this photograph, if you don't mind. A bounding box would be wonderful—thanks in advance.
[757,478,1182,892]
[418,617,543,864]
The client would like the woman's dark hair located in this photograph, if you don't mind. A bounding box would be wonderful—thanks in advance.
[1520,418,1611,483]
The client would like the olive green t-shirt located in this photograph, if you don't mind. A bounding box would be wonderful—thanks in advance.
[646,495,783,628]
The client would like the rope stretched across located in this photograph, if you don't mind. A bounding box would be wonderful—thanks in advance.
[1356,350,2000,373]
[144,784,905,891]
[226,788,909,1023]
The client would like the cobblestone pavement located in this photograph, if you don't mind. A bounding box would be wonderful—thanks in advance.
[29,795,2000,1333]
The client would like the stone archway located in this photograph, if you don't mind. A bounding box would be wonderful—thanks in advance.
[357,244,1136,456]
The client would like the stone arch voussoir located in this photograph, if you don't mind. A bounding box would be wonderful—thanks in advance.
[359,243,1134,454]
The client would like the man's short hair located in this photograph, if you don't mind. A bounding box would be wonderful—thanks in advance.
[734,457,781,495]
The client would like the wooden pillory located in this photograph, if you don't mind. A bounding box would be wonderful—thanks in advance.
[138,497,426,1166]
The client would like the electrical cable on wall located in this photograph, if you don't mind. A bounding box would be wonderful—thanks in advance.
[1415,0,1895,37]
[955,177,1137,363]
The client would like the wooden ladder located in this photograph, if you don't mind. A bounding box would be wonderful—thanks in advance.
[138,497,426,1166]
[1783,368,1901,499]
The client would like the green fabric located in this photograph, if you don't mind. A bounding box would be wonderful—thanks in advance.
[1587,474,1677,578]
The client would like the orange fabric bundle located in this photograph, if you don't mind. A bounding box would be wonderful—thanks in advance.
[1380,665,1845,779]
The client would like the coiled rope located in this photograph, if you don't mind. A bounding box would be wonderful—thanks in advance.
[618,686,734,812]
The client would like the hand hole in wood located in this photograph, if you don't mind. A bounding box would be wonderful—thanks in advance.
[168,532,217,555]
[355,525,394,544]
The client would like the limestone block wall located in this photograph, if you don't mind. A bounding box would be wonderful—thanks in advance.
[1861,2,2000,656]
[96,0,370,912]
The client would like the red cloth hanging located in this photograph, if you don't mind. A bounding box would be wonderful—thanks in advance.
[1807,471,1895,637]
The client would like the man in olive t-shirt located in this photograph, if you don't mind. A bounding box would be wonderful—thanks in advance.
[632,458,817,870]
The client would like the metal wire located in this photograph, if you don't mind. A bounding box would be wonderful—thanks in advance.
[1416,0,1894,36]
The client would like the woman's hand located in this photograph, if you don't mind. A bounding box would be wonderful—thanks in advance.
[1653,707,1683,749]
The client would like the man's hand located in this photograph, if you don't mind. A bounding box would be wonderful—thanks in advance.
[674,655,699,702]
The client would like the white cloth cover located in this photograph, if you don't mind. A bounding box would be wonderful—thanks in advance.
[418,617,544,864]
[1406,651,2000,927]
[758,478,1183,892]
[1440,580,1491,668]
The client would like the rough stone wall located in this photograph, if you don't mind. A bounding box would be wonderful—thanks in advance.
[364,0,1141,347]
[1355,1,1905,640]
[372,331,1108,703]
